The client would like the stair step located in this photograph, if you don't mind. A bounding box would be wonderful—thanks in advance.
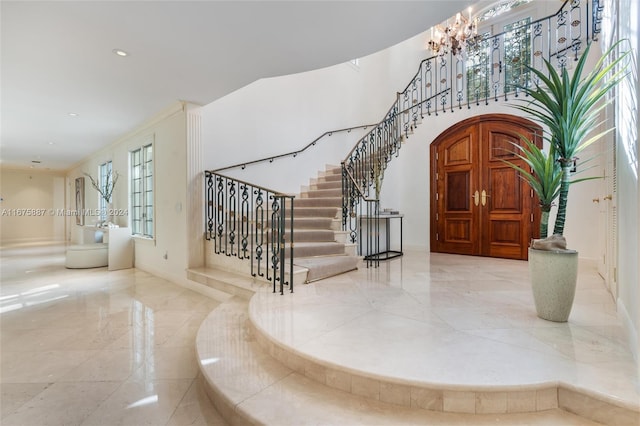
[311,181,342,190]
[197,299,600,426]
[284,217,337,229]
[304,188,342,198]
[292,255,359,282]
[284,229,337,242]
[318,173,342,183]
[187,267,264,300]
[293,207,339,218]
[294,197,341,208]
[286,241,346,258]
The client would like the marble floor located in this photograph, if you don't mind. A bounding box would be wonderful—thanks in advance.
[0,242,227,426]
[250,251,640,405]
[2,242,639,425]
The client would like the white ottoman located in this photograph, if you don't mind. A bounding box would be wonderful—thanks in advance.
[65,243,108,269]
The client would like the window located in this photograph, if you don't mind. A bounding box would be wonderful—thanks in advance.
[130,143,153,237]
[98,161,112,221]
[465,14,531,101]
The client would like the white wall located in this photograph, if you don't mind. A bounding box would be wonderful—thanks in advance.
[201,43,418,193]
[613,0,639,362]
[67,102,191,284]
[0,168,66,244]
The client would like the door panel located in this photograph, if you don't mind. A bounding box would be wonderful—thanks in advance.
[481,122,534,259]
[434,126,478,255]
[431,114,541,260]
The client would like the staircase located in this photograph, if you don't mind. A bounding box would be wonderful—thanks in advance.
[203,0,598,290]
[288,166,359,282]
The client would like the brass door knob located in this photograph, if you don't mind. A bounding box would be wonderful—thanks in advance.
[481,190,489,206]
[603,194,613,201]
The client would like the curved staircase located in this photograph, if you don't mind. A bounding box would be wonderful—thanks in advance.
[288,166,359,283]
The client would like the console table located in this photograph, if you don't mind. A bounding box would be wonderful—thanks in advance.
[81,226,133,271]
[358,213,403,261]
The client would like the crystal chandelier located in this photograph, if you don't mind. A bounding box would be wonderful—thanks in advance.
[428,9,478,59]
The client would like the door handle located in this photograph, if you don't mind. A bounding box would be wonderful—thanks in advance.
[472,190,479,206]
[481,190,489,206]
[603,194,613,201]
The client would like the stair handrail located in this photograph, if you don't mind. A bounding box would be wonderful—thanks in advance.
[203,169,293,197]
[212,123,378,173]
[342,89,450,162]
[342,166,378,203]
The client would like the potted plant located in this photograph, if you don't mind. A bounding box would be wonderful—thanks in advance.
[508,41,630,322]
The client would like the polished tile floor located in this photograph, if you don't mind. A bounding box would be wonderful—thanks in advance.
[0,242,226,426]
[2,242,638,425]
[251,250,639,403]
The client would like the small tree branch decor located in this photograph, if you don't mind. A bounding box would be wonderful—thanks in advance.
[84,170,119,204]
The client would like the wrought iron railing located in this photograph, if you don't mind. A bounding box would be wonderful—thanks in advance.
[342,0,597,264]
[342,167,380,268]
[204,171,294,294]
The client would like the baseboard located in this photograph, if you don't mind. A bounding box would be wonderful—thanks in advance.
[0,237,65,248]
[134,261,231,303]
[617,298,639,364]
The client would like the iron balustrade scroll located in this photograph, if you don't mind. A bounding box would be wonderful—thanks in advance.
[342,0,596,263]
[205,171,294,294]
[398,0,593,117]
[342,167,380,268]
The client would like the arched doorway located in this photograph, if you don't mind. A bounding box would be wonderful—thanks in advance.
[430,114,542,260]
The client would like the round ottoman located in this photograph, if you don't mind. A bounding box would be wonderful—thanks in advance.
[65,243,108,268]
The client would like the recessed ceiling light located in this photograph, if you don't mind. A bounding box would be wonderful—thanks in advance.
[48,142,55,145]
[112,49,129,57]
[68,112,78,117]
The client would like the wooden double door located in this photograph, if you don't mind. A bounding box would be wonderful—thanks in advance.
[430,115,541,260]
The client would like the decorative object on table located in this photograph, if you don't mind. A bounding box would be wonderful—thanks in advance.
[505,41,630,322]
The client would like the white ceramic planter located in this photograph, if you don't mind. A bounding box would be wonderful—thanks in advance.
[528,247,579,322]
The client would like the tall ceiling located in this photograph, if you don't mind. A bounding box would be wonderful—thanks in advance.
[1,1,478,171]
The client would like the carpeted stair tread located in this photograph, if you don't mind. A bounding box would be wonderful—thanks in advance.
[293,255,359,282]
[286,241,346,258]
[285,217,335,229]
[293,207,339,218]
[305,188,342,198]
[285,229,336,242]
[294,197,342,208]
[318,173,342,182]
[311,181,342,190]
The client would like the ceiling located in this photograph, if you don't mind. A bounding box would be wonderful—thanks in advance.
[1,1,478,171]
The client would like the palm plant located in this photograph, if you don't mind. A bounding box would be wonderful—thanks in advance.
[507,138,562,238]
[512,41,630,239]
